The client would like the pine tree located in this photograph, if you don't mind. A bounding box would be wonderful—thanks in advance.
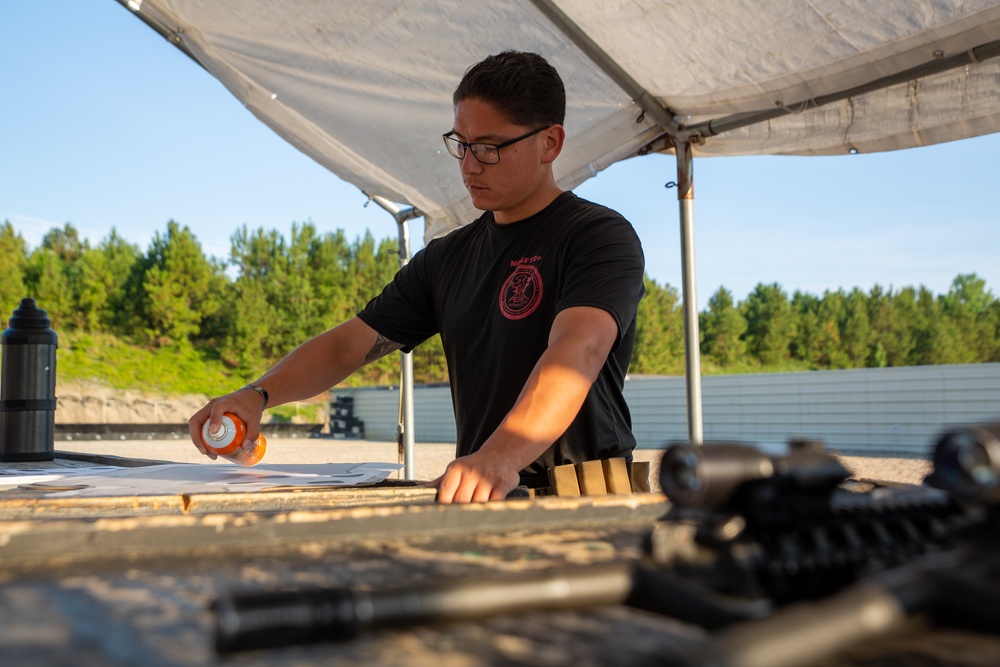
[942,273,996,361]
[23,248,71,327]
[77,229,141,332]
[136,220,223,347]
[412,334,449,384]
[841,288,875,366]
[630,277,684,375]
[700,286,747,366]
[790,291,820,364]
[307,227,354,330]
[868,285,914,367]
[742,283,797,366]
[913,287,974,364]
[0,221,28,314]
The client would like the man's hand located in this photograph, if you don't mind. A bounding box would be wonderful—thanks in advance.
[187,387,265,460]
[431,448,522,503]
[187,317,396,461]
[431,306,619,504]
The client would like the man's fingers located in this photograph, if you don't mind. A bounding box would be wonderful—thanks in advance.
[471,484,494,503]
[188,409,211,456]
[418,475,443,489]
[436,466,485,504]
[441,476,494,504]
[436,469,460,504]
[188,401,234,461]
[433,457,519,504]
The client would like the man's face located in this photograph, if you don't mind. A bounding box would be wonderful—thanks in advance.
[451,98,558,223]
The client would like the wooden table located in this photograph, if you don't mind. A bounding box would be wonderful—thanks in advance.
[2,452,999,667]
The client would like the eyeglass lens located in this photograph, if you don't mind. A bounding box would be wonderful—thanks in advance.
[444,137,499,164]
[443,126,548,165]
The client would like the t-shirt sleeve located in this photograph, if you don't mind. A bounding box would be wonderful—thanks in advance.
[356,247,439,353]
[556,214,646,345]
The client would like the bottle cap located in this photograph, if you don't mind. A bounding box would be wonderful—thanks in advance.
[2,298,58,346]
[202,414,242,450]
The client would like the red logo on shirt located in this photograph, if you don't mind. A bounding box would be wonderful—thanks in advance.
[500,262,543,320]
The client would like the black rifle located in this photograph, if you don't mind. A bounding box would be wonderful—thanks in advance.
[213,423,1000,665]
[674,425,1000,667]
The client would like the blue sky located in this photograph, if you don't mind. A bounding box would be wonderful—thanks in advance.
[3,2,998,310]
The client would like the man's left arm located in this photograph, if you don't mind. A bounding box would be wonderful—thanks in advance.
[433,305,619,503]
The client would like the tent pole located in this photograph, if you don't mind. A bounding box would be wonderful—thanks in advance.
[675,140,704,444]
[396,218,416,481]
[367,195,420,480]
[527,0,700,440]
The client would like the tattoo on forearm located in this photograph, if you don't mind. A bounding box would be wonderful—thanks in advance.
[365,334,403,364]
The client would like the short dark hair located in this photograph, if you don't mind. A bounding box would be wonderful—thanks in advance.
[453,51,566,128]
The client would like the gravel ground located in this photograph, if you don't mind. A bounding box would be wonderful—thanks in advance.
[836,454,931,485]
[57,438,934,490]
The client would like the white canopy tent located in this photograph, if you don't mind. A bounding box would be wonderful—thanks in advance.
[117,0,1000,475]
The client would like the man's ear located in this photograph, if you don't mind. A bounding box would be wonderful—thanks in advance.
[541,124,566,164]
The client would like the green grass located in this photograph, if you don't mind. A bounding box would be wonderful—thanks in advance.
[701,357,814,376]
[57,331,239,397]
[52,332,326,423]
[45,331,812,416]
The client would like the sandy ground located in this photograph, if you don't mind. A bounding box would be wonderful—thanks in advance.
[52,381,933,488]
[56,437,933,491]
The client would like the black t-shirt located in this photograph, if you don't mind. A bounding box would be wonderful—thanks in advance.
[357,191,645,478]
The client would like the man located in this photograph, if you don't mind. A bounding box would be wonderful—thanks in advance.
[189,51,645,503]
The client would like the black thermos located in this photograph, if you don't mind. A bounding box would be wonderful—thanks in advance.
[0,298,58,461]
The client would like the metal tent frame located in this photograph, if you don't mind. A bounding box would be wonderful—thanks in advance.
[530,0,1000,446]
[115,0,1000,475]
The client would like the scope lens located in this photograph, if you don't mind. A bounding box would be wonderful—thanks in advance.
[956,436,997,487]
[660,443,774,508]
[931,425,1000,502]
[664,448,701,493]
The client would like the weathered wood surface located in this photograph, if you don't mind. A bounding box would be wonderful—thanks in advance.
[0,453,668,570]
[0,523,701,667]
[2,454,1000,666]
[3,517,1000,667]
[0,481,437,519]
[0,492,667,571]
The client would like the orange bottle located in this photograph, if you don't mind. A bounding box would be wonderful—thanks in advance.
[200,413,267,466]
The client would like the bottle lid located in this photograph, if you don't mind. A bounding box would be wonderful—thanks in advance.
[7,298,52,329]
[201,415,237,449]
[2,298,58,345]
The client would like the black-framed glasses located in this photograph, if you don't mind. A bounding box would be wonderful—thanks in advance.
[442,126,550,164]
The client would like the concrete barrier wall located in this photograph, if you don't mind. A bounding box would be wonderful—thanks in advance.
[332,363,1000,456]
[625,364,1000,455]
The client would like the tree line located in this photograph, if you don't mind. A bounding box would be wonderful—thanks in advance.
[2,219,997,389]
[634,274,1000,375]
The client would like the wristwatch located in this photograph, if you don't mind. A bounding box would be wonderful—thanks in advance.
[241,384,269,409]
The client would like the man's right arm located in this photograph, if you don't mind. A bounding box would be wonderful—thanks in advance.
[188,316,402,456]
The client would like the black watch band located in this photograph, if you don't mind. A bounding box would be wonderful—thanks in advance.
[241,384,269,409]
